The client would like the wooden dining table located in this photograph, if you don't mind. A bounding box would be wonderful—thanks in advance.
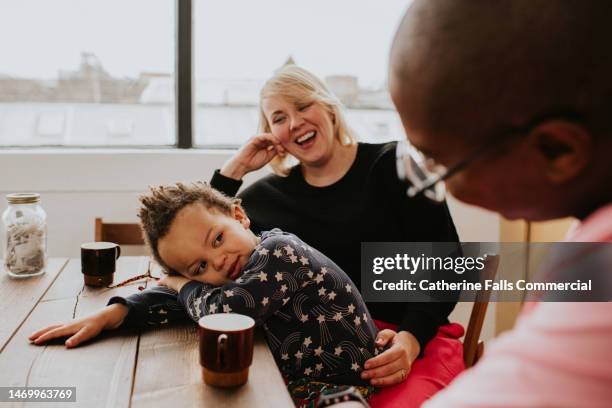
[0,257,294,407]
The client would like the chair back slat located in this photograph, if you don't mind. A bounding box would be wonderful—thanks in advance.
[463,254,500,368]
[95,218,144,246]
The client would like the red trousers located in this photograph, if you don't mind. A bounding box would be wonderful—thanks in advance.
[368,320,465,408]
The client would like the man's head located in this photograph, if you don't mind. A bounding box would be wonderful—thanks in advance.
[389,0,612,220]
[138,182,258,285]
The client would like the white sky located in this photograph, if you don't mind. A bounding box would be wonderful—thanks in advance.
[0,0,411,87]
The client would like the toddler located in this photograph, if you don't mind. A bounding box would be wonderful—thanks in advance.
[31,181,383,386]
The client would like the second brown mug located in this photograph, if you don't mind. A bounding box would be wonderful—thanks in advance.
[198,313,255,387]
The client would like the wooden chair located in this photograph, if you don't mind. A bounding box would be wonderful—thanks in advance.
[95,218,145,245]
[462,254,500,368]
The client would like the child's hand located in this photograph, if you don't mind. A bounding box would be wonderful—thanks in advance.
[28,303,128,348]
[157,275,190,293]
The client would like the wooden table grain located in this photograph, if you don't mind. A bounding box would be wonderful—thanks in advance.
[0,257,293,408]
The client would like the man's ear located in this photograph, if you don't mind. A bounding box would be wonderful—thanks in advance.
[232,204,251,229]
[529,120,592,184]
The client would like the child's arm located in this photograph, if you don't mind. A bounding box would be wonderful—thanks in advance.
[29,285,193,348]
[106,286,191,328]
[177,233,308,325]
[157,275,190,293]
[28,303,128,348]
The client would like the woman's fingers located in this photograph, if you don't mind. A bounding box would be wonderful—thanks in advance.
[361,357,404,381]
[245,134,282,161]
[363,335,414,385]
[375,329,396,347]
[257,132,281,143]
[252,133,279,147]
[254,134,286,152]
[365,347,402,371]
[221,132,286,178]
[369,368,408,387]
[256,136,285,162]
[28,324,63,341]
[265,144,286,158]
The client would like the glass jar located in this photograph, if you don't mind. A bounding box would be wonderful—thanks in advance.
[2,193,47,278]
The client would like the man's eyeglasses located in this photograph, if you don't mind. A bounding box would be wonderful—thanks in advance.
[395,135,511,202]
[396,112,585,202]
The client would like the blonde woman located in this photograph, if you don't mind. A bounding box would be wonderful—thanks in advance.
[60,65,462,406]
[221,64,358,185]
[209,65,464,407]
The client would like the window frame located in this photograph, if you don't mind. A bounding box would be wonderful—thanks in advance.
[2,0,399,149]
[176,0,193,149]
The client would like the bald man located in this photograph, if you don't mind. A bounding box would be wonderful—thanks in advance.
[389,1,612,407]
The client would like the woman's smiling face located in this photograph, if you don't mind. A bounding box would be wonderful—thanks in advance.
[262,95,339,167]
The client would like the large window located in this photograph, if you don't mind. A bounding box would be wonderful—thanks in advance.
[193,0,409,147]
[0,0,175,146]
[0,0,408,148]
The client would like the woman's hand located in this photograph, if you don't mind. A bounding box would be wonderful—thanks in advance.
[157,275,190,293]
[361,329,421,387]
[220,133,286,180]
[28,303,128,348]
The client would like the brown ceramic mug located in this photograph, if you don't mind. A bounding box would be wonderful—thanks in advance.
[198,313,255,387]
[81,242,121,286]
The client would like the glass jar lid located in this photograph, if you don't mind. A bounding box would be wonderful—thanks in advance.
[6,193,41,204]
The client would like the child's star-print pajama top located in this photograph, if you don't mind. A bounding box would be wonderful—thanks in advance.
[109,229,383,385]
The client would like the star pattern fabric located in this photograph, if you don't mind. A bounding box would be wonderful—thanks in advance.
[112,229,384,386]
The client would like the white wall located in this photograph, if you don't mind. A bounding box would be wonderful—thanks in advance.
[0,149,500,339]
[1,149,235,257]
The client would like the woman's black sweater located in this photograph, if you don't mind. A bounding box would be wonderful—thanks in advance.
[210,142,460,350]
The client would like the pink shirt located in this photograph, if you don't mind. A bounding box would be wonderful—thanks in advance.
[424,204,612,408]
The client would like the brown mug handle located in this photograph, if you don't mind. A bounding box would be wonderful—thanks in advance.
[115,245,121,260]
[217,334,228,369]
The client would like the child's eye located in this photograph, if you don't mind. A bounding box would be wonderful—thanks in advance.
[196,261,207,275]
[272,116,285,124]
[213,233,223,247]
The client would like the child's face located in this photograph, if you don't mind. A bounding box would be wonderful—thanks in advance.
[157,202,258,285]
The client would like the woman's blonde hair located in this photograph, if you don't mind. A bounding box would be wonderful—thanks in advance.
[258,65,357,176]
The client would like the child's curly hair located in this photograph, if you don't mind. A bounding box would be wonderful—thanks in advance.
[138,181,241,273]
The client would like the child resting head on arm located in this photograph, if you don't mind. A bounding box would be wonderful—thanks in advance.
[30,181,385,386]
